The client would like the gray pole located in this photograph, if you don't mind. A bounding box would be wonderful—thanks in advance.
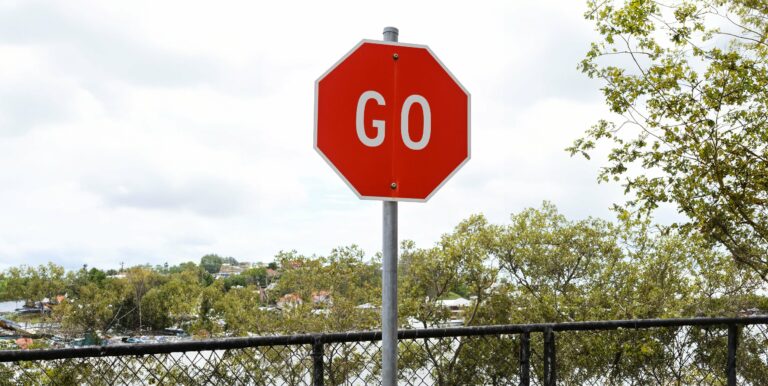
[382,26,399,386]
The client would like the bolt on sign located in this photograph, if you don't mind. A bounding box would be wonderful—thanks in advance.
[314,40,470,201]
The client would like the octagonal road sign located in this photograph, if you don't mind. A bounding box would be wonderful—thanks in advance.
[314,40,470,201]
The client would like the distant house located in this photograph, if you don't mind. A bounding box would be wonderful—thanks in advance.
[15,337,33,350]
[215,264,245,279]
[285,260,303,269]
[41,294,67,312]
[277,293,303,309]
[356,303,378,311]
[311,291,332,306]
[436,297,472,319]
[739,308,764,316]
[237,262,255,270]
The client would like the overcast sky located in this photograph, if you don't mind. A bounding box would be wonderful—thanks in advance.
[0,0,667,270]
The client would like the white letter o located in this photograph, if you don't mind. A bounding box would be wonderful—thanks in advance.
[400,95,431,150]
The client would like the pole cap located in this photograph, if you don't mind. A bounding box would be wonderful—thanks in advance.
[383,26,399,42]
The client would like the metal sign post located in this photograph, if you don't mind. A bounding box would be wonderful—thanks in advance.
[382,200,398,385]
[314,24,469,386]
[381,26,399,386]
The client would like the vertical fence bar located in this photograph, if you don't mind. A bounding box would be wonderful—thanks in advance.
[312,338,325,386]
[519,332,530,386]
[727,324,738,386]
[543,328,556,386]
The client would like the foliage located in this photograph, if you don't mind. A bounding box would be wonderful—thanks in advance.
[265,246,381,334]
[141,267,203,330]
[498,203,763,383]
[190,280,225,337]
[400,215,499,329]
[222,256,238,265]
[58,281,121,335]
[1,204,767,383]
[1,263,66,303]
[395,203,765,384]
[168,262,214,286]
[199,254,223,274]
[212,285,266,335]
[570,0,768,279]
[222,266,270,290]
[123,267,162,331]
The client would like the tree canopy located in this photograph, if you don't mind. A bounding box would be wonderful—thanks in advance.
[199,254,223,274]
[1,204,767,384]
[569,0,768,279]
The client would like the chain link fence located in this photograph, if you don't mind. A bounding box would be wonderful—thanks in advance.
[1,317,767,385]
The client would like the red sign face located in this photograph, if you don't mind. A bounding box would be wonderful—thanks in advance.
[315,40,470,201]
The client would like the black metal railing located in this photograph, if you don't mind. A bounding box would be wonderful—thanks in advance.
[1,316,768,385]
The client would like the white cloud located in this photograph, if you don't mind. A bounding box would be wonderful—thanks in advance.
[0,0,652,270]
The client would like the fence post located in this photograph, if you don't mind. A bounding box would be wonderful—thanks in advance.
[519,331,530,386]
[543,327,556,386]
[727,324,738,386]
[312,337,324,386]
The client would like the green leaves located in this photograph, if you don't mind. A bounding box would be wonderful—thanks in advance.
[575,0,768,279]
[199,254,223,274]
[2,204,766,383]
[397,203,764,383]
[400,215,499,328]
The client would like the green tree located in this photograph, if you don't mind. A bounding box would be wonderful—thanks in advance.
[190,279,225,337]
[213,285,268,335]
[398,215,501,385]
[222,267,270,290]
[200,254,223,274]
[58,281,121,336]
[222,256,238,265]
[66,266,108,299]
[123,267,162,331]
[169,261,214,286]
[3,207,767,383]
[496,203,763,384]
[141,268,203,330]
[400,215,499,329]
[0,274,7,301]
[198,247,380,338]
[245,266,269,285]
[570,0,768,279]
[3,263,66,305]
[273,246,380,309]
[395,203,765,384]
